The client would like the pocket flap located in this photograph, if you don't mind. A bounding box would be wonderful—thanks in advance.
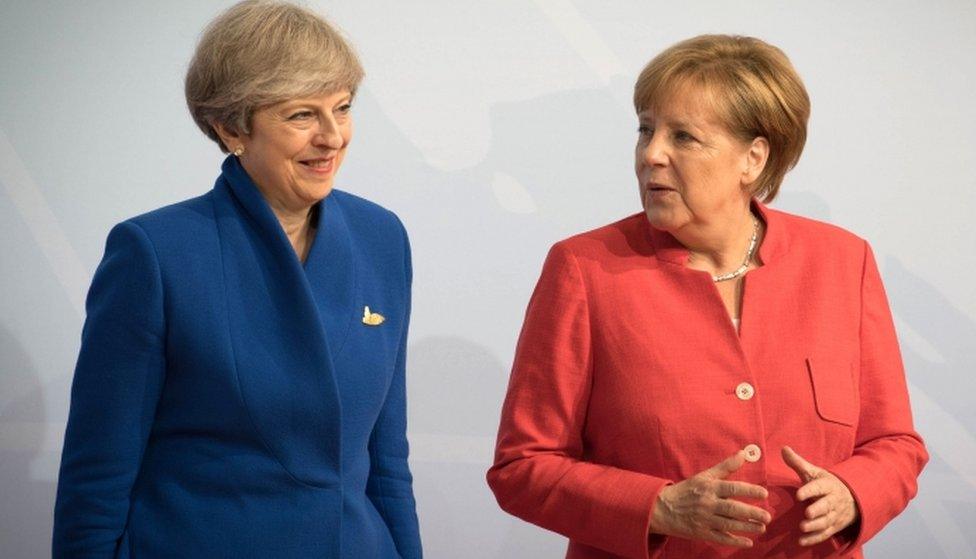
[806,357,858,426]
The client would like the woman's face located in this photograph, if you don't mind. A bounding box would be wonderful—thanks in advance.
[635,86,766,233]
[235,90,353,211]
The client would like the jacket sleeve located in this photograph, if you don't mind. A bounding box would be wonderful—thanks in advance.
[487,242,672,559]
[366,223,422,559]
[53,221,167,558]
[828,241,928,548]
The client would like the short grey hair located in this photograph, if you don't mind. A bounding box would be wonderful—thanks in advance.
[185,0,364,152]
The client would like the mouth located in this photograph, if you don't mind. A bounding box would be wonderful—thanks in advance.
[298,157,335,173]
[645,182,676,194]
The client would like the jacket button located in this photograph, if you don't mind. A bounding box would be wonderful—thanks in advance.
[736,382,755,400]
[743,444,762,462]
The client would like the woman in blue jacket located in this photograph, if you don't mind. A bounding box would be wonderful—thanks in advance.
[52,2,422,557]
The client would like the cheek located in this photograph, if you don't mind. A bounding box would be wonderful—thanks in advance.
[337,128,353,162]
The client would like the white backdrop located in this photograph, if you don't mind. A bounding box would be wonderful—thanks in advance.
[1,1,974,557]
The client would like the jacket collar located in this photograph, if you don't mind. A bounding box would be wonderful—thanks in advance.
[219,155,302,252]
[218,155,358,352]
[211,155,350,487]
[644,199,790,266]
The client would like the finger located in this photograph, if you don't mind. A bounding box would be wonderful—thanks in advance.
[782,446,818,482]
[715,499,772,524]
[799,513,831,533]
[799,528,836,547]
[701,450,747,480]
[705,529,754,548]
[717,480,769,501]
[803,494,834,519]
[796,478,832,502]
[710,515,766,535]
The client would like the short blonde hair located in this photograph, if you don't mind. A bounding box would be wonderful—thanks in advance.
[185,0,363,152]
[634,35,810,202]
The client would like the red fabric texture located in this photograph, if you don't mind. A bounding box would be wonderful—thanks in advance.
[487,204,927,559]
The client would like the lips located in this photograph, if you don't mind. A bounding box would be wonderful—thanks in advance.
[299,157,335,174]
[645,182,676,193]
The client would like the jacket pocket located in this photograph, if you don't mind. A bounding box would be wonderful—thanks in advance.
[806,357,858,426]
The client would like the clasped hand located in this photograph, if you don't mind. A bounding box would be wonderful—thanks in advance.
[650,446,858,548]
[782,445,859,546]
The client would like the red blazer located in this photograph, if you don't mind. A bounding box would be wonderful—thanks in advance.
[487,204,927,559]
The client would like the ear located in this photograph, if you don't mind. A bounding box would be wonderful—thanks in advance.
[741,136,770,188]
[211,120,247,154]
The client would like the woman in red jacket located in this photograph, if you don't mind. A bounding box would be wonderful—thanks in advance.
[487,34,927,559]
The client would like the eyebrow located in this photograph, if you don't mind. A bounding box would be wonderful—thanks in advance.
[279,95,353,110]
[637,115,699,132]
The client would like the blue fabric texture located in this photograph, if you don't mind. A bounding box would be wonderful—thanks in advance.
[53,156,422,559]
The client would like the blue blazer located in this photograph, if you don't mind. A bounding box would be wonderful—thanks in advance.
[53,157,422,559]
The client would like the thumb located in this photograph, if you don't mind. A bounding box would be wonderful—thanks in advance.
[701,449,747,480]
[782,445,818,482]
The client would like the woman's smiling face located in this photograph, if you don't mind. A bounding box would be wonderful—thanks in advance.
[232,90,354,211]
[635,86,766,233]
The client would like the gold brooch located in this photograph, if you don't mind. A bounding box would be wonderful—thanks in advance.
[362,306,385,326]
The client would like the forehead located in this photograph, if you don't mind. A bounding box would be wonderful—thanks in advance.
[638,83,726,129]
[272,89,354,108]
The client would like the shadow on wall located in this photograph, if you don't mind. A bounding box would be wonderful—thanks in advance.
[0,324,56,559]
[408,335,508,438]
[774,190,832,223]
[405,336,560,559]
[872,256,976,558]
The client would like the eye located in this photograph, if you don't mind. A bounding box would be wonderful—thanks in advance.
[637,125,654,137]
[335,103,353,115]
[674,130,696,143]
[288,110,314,120]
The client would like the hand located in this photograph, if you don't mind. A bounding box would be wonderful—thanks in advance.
[650,450,771,548]
[782,446,859,546]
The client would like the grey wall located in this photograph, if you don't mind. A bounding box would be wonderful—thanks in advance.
[2,1,974,557]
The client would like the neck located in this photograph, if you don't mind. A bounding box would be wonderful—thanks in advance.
[269,202,316,261]
[675,206,758,274]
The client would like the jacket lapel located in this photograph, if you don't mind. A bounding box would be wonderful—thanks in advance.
[212,156,343,487]
[737,201,792,357]
[303,193,357,360]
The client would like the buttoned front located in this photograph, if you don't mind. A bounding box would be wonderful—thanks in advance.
[488,203,927,559]
[736,382,756,400]
[744,444,762,462]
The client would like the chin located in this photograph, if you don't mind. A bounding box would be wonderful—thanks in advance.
[306,180,335,202]
[643,205,681,232]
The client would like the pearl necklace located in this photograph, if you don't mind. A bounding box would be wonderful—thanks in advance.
[711,217,760,282]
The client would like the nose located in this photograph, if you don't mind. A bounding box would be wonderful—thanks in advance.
[639,132,668,167]
[313,117,344,150]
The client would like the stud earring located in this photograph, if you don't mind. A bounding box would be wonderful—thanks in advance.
[233,146,245,156]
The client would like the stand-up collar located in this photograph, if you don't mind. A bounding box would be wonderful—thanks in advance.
[219,155,307,251]
[644,199,791,266]
[211,154,349,487]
